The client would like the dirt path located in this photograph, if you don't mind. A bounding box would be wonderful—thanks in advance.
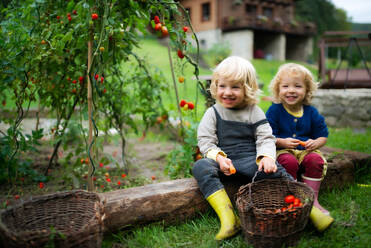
[103,139,175,182]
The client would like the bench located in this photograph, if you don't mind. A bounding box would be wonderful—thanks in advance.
[320,69,371,89]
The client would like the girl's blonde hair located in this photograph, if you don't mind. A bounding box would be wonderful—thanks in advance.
[210,56,261,106]
[269,63,318,105]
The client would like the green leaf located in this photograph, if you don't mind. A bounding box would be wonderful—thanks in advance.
[62,31,73,43]
[74,56,82,65]
[67,1,75,12]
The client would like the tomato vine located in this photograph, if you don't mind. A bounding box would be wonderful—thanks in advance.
[0,0,203,189]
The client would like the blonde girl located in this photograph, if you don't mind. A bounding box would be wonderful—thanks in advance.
[266,63,334,231]
[193,56,292,240]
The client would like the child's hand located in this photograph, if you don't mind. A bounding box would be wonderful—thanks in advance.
[278,138,301,149]
[258,157,277,174]
[216,154,234,176]
[304,139,319,151]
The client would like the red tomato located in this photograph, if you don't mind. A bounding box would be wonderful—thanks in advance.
[179,99,187,107]
[293,198,301,207]
[161,26,168,36]
[154,15,160,24]
[187,102,194,110]
[284,195,295,204]
[91,13,98,20]
[177,49,185,59]
[154,23,162,31]
[183,26,188,32]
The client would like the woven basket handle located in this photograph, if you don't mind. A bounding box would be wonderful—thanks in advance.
[246,170,261,210]
[247,170,289,209]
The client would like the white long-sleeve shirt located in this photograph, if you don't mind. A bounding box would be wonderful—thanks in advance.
[197,103,276,163]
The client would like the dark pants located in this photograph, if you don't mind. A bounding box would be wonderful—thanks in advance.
[192,157,292,198]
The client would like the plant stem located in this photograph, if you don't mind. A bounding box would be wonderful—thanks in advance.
[167,43,184,142]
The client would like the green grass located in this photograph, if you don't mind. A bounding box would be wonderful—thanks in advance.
[327,127,371,154]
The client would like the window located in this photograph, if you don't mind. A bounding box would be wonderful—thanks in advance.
[202,3,210,22]
[245,4,257,15]
[263,7,273,18]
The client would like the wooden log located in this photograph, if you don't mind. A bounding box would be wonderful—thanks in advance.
[100,178,208,232]
[100,148,371,232]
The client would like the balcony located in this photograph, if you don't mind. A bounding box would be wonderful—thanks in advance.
[221,15,316,35]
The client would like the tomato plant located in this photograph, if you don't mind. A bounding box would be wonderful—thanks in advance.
[0,0,203,188]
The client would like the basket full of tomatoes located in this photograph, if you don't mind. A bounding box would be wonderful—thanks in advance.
[236,177,314,248]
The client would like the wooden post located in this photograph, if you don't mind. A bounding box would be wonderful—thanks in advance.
[87,34,94,192]
[319,38,326,83]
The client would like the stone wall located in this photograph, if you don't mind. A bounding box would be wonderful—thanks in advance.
[312,89,371,128]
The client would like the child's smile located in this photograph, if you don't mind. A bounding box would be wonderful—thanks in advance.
[278,74,306,111]
[216,79,245,109]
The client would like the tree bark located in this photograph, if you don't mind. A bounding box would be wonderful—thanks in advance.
[100,178,208,232]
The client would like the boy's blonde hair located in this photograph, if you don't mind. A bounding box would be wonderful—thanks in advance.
[210,56,261,106]
[269,63,318,105]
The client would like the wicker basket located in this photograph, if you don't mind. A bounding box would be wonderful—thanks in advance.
[236,178,314,248]
[0,190,105,248]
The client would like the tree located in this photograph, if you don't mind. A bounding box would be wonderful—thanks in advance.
[295,0,351,35]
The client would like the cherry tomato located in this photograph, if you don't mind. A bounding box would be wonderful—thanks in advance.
[91,13,98,20]
[293,198,301,207]
[161,26,168,36]
[177,49,185,59]
[154,15,160,24]
[154,23,162,31]
[284,195,295,204]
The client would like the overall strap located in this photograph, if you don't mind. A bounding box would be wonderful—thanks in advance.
[212,106,222,121]
[253,118,268,127]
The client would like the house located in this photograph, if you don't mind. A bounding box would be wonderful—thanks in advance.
[180,0,316,61]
